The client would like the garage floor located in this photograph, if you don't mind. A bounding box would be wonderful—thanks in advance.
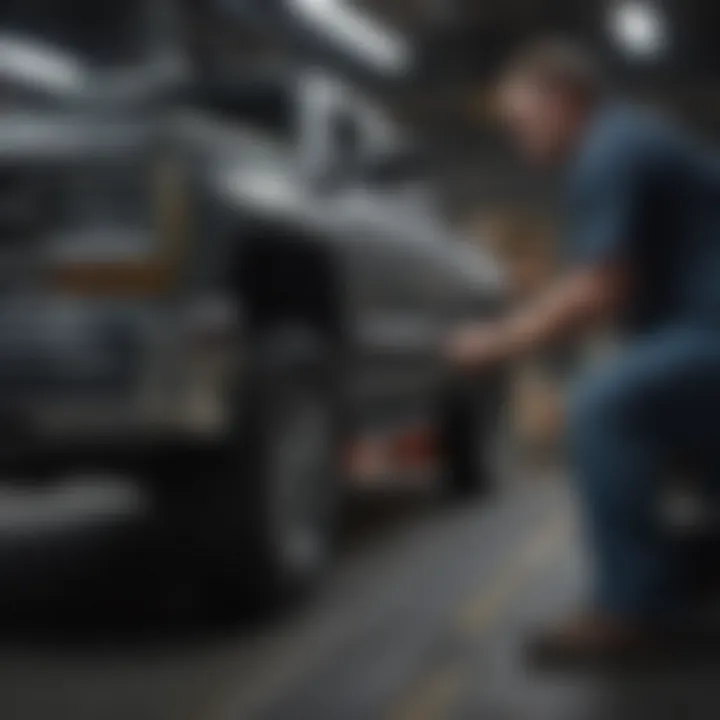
[0,473,717,720]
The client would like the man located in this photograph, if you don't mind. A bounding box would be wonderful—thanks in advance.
[448,41,720,664]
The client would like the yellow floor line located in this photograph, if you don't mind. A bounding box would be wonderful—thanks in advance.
[386,662,470,720]
[456,511,573,636]
[386,509,573,720]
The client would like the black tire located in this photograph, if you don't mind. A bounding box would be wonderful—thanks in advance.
[200,325,343,601]
[439,376,505,500]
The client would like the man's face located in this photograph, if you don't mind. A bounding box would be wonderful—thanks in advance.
[498,79,578,166]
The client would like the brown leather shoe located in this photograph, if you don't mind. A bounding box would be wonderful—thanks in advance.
[526,611,666,671]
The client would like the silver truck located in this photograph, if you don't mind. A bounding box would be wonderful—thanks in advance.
[0,0,507,598]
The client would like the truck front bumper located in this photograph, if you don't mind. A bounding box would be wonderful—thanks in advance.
[0,406,233,479]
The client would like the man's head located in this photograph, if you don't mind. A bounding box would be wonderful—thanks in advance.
[497,40,606,166]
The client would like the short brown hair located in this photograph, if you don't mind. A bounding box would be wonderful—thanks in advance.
[501,39,606,101]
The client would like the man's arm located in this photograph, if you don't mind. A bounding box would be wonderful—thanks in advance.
[448,260,629,370]
[450,115,656,371]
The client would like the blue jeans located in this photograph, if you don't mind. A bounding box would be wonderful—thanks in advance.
[569,326,720,619]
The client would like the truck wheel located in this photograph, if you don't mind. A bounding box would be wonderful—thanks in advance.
[210,326,343,600]
[439,379,505,500]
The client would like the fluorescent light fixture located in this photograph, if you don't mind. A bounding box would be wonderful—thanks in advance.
[609,1,667,58]
[287,0,412,75]
[0,33,87,92]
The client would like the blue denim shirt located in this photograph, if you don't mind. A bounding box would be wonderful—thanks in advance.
[565,103,720,332]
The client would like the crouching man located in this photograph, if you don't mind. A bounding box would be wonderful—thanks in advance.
[449,40,720,665]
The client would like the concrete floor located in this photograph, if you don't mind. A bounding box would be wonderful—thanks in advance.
[0,475,717,720]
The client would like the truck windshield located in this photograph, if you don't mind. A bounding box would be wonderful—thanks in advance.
[3,0,150,67]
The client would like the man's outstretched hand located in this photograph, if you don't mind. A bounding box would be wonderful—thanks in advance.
[445,266,625,373]
[445,323,515,372]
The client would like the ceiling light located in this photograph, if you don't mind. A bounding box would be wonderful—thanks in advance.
[287,0,412,75]
[609,1,667,58]
[0,33,86,92]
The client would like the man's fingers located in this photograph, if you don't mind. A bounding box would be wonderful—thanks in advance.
[445,327,488,368]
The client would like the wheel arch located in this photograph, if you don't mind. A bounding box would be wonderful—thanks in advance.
[231,223,347,343]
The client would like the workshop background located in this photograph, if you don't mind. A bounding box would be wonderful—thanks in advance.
[1,2,719,720]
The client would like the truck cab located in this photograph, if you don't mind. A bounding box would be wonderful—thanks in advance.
[0,0,507,598]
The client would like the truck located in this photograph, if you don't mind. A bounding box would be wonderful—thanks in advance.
[0,0,507,599]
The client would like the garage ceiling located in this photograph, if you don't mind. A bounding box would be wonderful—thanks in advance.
[191,0,720,213]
